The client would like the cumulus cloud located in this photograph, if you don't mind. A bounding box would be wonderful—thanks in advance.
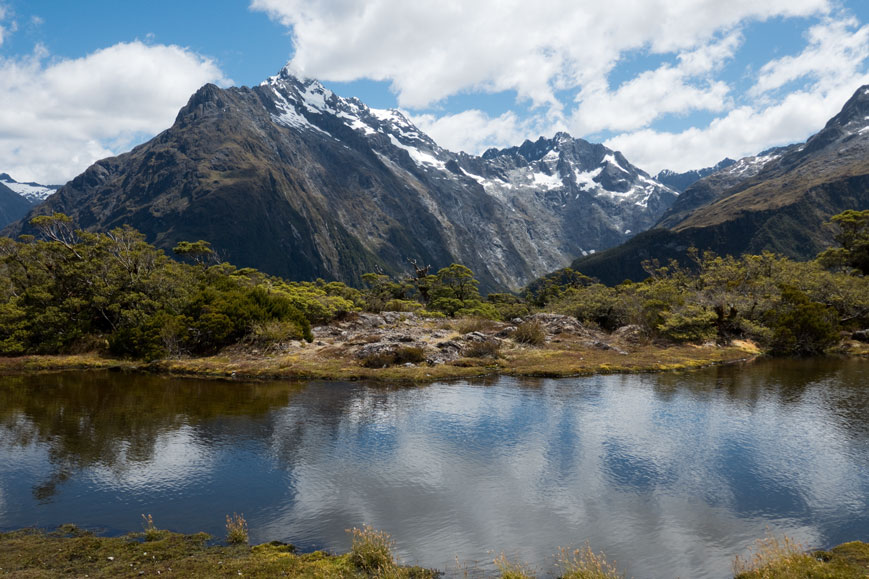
[251,0,829,110]
[250,0,864,170]
[606,16,869,173]
[410,109,561,155]
[0,41,230,184]
[569,33,740,134]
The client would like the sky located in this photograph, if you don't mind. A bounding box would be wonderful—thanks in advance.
[1,0,869,185]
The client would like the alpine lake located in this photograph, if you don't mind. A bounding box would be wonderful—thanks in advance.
[0,358,867,578]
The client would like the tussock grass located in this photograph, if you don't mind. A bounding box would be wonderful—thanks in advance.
[494,553,536,578]
[225,512,248,545]
[140,513,164,542]
[557,545,624,579]
[733,532,869,578]
[463,340,501,358]
[360,346,427,368]
[512,321,546,346]
[348,525,396,573]
[456,317,499,334]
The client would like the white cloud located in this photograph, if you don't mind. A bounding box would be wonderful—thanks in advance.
[751,16,869,98]
[251,0,860,168]
[0,4,15,47]
[605,15,869,173]
[410,109,560,155]
[605,84,869,173]
[251,0,830,110]
[0,41,230,184]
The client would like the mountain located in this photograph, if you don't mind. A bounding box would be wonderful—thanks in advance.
[570,85,869,284]
[0,182,32,228]
[4,67,677,292]
[0,173,57,204]
[654,158,736,193]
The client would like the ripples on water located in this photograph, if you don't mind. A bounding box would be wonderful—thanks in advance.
[0,359,867,578]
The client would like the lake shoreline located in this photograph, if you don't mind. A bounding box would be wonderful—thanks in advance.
[1,311,866,383]
[1,525,867,578]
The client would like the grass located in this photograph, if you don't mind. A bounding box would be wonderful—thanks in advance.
[141,513,164,542]
[348,525,396,574]
[511,320,546,346]
[455,317,499,334]
[1,525,866,578]
[733,533,869,578]
[225,513,248,545]
[0,341,758,384]
[494,553,536,578]
[462,340,501,358]
[557,545,624,579]
[360,346,427,368]
[0,524,437,578]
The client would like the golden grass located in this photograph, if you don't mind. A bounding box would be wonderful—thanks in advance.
[0,341,758,384]
[733,533,869,578]
[557,545,625,579]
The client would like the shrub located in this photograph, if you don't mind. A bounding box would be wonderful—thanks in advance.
[348,525,396,573]
[656,305,717,343]
[767,286,839,356]
[383,299,424,312]
[225,513,248,545]
[247,319,307,346]
[513,320,545,345]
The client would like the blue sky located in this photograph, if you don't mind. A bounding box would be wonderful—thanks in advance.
[1,0,868,183]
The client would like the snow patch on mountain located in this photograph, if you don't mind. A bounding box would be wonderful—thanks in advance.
[0,174,56,203]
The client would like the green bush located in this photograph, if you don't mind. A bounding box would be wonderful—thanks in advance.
[656,305,717,343]
[767,286,839,357]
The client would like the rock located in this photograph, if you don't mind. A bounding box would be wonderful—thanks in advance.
[527,313,589,336]
[496,326,517,337]
[853,329,869,343]
[613,324,644,343]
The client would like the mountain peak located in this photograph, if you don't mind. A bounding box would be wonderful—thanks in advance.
[825,84,869,130]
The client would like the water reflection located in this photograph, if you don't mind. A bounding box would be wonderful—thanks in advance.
[0,360,867,578]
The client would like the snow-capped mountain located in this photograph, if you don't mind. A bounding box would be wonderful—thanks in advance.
[6,66,678,291]
[0,173,57,204]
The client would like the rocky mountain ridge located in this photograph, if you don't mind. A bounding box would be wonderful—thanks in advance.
[5,66,678,292]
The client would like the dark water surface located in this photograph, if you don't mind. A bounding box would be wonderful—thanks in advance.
[1,359,867,578]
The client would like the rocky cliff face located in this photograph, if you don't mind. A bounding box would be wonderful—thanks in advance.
[570,85,869,284]
[5,67,677,292]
